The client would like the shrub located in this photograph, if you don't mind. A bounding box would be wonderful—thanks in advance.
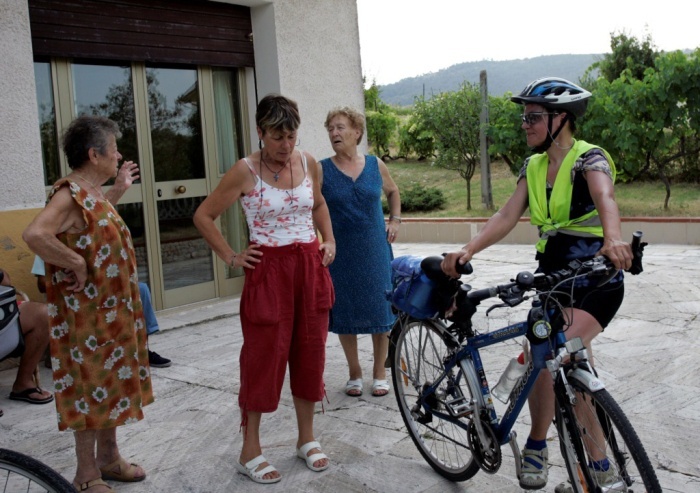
[383,184,446,213]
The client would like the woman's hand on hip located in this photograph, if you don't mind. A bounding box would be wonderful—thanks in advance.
[232,244,263,269]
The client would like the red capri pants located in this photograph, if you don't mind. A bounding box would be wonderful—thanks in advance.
[238,239,335,415]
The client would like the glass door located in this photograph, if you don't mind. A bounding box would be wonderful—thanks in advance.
[144,66,215,307]
[34,59,248,309]
[70,62,151,285]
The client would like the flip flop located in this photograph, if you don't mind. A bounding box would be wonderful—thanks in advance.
[73,477,115,492]
[371,379,390,397]
[235,455,281,484]
[296,441,329,472]
[345,378,363,396]
[8,387,54,405]
[99,458,146,482]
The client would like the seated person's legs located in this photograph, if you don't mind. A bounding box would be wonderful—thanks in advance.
[139,282,171,368]
[1,267,52,405]
[10,301,53,404]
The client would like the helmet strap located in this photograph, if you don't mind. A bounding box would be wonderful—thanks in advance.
[532,112,569,153]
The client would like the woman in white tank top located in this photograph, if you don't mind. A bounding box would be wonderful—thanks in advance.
[194,94,336,484]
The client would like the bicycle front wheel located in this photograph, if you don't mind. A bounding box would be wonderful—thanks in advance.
[390,317,480,482]
[0,448,74,493]
[554,381,661,493]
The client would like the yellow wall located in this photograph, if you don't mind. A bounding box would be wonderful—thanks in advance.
[0,208,42,300]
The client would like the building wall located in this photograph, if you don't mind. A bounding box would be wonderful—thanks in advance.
[0,0,46,298]
[249,0,366,159]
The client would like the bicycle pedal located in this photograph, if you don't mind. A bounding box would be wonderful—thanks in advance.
[446,396,471,417]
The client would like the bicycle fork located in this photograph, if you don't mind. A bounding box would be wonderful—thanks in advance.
[458,358,497,453]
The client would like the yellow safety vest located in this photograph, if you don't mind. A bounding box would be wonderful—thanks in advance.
[526,140,616,253]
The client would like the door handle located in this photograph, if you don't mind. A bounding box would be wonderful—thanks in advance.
[176,185,187,194]
[157,189,162,197]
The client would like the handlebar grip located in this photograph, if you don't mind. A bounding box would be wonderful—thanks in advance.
[628,230,647,275]
[456,260,473,276]
[439,252,473,276]
[467,287,497,302]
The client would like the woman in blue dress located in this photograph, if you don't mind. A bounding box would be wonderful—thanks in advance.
[319,107,401,397]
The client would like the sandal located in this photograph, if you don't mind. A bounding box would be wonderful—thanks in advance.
[235,455,281,484]
[99,457,146,482]
[371,379,390,397]
[73,477,115,492]
[296,441,329,472]
[345,378,363,396]
[8,387,54,404]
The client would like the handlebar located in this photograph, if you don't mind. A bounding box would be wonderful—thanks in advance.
[417,232,647,312]
[466,231,647,304]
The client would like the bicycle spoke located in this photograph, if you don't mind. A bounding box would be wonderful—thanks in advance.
[391,319,479,481]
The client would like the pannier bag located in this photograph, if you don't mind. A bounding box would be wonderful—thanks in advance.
[389,255,439,320]
[0,285,25,361]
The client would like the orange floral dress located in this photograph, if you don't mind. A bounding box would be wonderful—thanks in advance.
[45,178,153,431]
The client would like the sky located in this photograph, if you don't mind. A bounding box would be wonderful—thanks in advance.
[357,0,700,86]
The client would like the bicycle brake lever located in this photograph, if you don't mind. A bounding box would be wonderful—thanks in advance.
[485,303,508,316]
[485,297,523,314]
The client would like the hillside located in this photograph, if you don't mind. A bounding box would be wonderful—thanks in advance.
[378,54,601,106]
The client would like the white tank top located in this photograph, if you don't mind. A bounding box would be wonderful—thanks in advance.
[240,151,316,246]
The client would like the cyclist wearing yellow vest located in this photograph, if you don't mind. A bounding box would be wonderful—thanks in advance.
[442,77,633,492]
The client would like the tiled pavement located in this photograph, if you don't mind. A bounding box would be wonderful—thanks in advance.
[1,242,698,492]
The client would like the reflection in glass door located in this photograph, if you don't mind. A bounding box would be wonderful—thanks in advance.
[71,62,150,285]
[146,66,214,303]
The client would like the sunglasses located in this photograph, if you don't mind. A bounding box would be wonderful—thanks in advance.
[520,112,560,125]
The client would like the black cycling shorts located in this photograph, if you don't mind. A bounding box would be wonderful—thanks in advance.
[550,280,624,331]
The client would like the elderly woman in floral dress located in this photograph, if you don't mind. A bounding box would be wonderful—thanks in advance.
[23,115,153,493]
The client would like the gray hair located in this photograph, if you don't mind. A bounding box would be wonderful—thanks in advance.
[62,115,121,169]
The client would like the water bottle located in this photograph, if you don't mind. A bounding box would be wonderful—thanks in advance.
[492,340,529,403]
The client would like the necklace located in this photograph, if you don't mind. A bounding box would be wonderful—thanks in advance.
[73,173,105,199]
[261,154,289,182]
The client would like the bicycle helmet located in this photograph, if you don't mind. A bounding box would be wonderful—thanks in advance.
[511,77,592,118]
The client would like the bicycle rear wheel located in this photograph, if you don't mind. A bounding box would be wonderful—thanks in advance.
[0,448,74,493]
[554,381,661,493]
[390,317,480,482]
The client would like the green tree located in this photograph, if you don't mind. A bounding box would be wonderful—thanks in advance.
[366,110,399,159]
[581,49,700,207]
[398,115,434,160]
[589,31,658,82]
[413,83,481,210]
[487,94,529,174]
[364,78,400,158]
[364,78,386,112]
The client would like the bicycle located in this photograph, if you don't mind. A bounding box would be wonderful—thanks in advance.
[387,231,661,492]
[0,448,74,492]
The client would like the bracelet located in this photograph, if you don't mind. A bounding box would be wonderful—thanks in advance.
[229,252,237,267]
[390,215,402,223]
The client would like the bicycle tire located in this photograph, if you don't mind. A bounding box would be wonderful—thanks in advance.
[555,387,595,493]
[554,382,661,493]
[0,448,75,493]
[390,317,480,482]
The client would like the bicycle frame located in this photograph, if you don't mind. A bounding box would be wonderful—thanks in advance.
[416,306,574,447]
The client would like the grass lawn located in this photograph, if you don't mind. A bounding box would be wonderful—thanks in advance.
[386,159,700,218]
